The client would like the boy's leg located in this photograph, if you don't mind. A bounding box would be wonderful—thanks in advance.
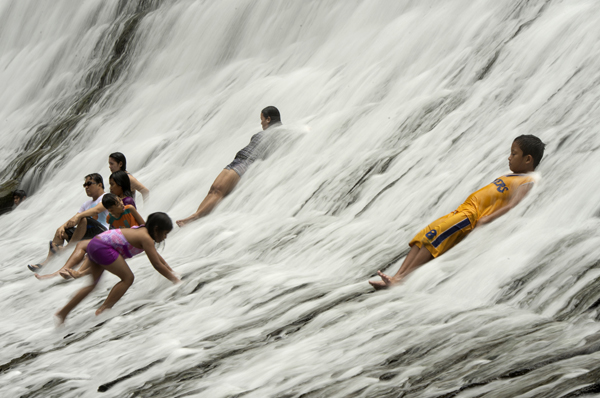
[95,256,134,315]
[369,211,471,289]
[58,240,90,279]
[369,245,433,289]
[66,262,92,279]
[377,246,433,286]
[55,260,104,324]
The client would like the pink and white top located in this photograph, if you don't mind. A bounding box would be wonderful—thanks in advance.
[95,226,144,259]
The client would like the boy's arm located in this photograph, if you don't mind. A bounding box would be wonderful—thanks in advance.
[476,183,533,227]
[129,207,146,226]
[65,203,106,228]
[142,238,180,283]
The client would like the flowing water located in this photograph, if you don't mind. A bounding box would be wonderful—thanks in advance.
[2,0,600,396]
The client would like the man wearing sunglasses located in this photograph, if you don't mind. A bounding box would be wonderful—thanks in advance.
[28,173,109,273]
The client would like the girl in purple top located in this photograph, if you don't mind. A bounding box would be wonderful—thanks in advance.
[109,170,136,208]
[55,212,180,324]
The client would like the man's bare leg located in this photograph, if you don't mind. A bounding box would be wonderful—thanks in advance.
[176,169,241,227]
[65,217,87,248]
[369,245,433,290]
[35,221,89,271]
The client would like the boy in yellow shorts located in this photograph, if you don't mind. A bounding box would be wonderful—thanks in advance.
[369,135,545,289]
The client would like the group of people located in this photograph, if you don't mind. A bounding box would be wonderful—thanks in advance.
[25,106,284,324]
[20,104,546,324]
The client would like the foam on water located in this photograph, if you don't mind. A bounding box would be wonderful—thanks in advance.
[2,0,600,397]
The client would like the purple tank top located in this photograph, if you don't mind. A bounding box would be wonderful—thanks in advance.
[95,226,144,259]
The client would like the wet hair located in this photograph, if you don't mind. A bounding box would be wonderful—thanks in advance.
[261,106,281,125]
[146,212,173,241]
[12,190,26,199]
[514,135,545,169]
[109,152,127,171]
[85,173,104,189]
[110,170,134,198]
[101,193,120,209]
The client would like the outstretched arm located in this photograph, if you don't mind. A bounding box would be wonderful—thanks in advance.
[129,175,150,202]
[476,183,533,227]
[142,239,180,283]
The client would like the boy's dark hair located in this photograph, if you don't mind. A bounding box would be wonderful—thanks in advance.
[261,106,281,125]
[13,190,27,199]
[109,152,127,171]
[101,193,120,209]
[85,173,104,189]
[146,212,173,241]
[110,170,134,198]
[514,135,545,169]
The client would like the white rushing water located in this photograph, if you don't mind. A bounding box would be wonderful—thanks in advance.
[2,0,600,397]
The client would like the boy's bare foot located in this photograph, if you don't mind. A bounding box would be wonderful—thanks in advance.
[35,272,59,280]
[369,271,400,290]
[59,269,74,280]
[368,279,388,290]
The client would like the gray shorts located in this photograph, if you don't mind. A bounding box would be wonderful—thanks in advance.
[225,159,248,177]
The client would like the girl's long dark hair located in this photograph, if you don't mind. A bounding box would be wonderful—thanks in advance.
[110,170,134,198]
[146,212,173,241]
[109,152,127,171]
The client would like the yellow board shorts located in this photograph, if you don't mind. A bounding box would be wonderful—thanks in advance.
[410,211,473,258]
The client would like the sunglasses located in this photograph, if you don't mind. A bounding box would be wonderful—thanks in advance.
[83,181,97,188]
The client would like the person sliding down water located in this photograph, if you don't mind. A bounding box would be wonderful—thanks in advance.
[176,106,282,227]
[369,135,545,289]
[55,212,180,324]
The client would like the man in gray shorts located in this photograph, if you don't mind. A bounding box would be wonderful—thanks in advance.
[176,106,281,227]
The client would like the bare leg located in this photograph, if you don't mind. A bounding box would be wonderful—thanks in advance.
[95,256,135,315]
[65,264,92,279]
[58,240,90,279]
[176,169,241,227]
[65,217,87,248]
[36,219,88,269]
[35,240,90,280]
[369,245,433,290]
[55,259,104,324]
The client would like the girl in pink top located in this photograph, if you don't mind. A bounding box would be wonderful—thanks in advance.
[55,212,180,324]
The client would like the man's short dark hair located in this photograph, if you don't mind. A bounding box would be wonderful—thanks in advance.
[13,190,27,199]
[85,173,104,189]
[514,135,545,169]
[101,193,119,209]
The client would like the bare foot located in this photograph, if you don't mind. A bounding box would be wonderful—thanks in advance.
[368,279,388,290]
[175,219,189,227]
[369,271,400,290]
[54,313,66,327]
[95,305,109,316]
[35,272,59,280]
[59,269,74,280]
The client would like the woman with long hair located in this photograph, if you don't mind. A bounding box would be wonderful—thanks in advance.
[108,152,150,202]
